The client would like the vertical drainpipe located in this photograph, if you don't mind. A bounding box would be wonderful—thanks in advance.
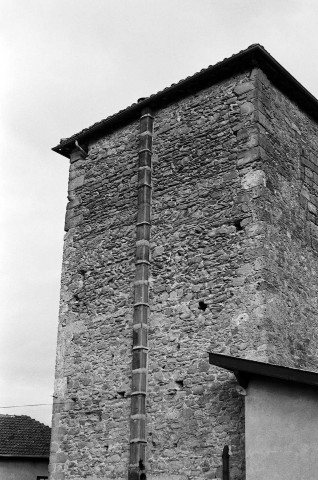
[222,445,230,480]
[128,105,154,480]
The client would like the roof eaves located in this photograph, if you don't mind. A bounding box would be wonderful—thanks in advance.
[52,44,262,158]
[0,454,49,459]
[209,352,318,389]
[53,43,318,159]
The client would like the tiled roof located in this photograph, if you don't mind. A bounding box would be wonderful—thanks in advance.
[56,44,264,148]
[53,43,318,158]
[0,415,51,457]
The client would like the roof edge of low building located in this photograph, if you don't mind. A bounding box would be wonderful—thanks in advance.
[0,454,49,459]
[209,352,318,389]
[53,44,318,159]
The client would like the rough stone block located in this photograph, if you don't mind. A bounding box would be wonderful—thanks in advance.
[68,174,85,191]
[237,147,260,167]
[64,213,83,231]
[234,82,254,95]
[241,170,266,189]
[240,102,254,115]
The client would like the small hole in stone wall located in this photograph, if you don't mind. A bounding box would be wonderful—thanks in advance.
[198,301,208,311]
[177,343,181,350]
[117,391,125,398]
[233,219,244,232]
[105,445,109,451]
[73,294,80,302]
[175,380,184,388]
[139,460,145,470]
[140,474,146,480]
[78,269,86,277]
[162,365,166,369]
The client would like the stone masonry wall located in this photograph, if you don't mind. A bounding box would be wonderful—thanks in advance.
[50,65,318,480]
[49,121,140,480]
[146,71,270,480]
[253,68,318,370]
[50,70,264,480]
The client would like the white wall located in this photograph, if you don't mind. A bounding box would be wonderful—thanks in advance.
[0,458,48,480]
[245,377,318,480]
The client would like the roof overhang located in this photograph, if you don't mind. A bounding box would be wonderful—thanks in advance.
[0,454,49,459]
[209,352,318,389]
[53,44,318,159]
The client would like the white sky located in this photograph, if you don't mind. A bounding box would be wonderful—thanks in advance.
[1,0,318,426]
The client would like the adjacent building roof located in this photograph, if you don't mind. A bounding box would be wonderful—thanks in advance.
[53,43,318,159]
[0,415,51,458]
[209,352,318,389]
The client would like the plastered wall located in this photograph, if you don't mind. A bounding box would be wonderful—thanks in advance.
[0,458,48,480]
[245,377,318,480]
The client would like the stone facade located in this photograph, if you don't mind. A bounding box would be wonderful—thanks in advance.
[49,46,318,480]
[253,68,318,368]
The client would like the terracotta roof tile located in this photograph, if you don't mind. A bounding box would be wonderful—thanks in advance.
[54,44,268,156]
[0,415,51,457]
[53,43,318,158]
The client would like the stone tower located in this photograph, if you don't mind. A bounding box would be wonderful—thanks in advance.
[49,45,318,480]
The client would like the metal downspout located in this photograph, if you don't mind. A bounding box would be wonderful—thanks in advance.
[128,106,154,480]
